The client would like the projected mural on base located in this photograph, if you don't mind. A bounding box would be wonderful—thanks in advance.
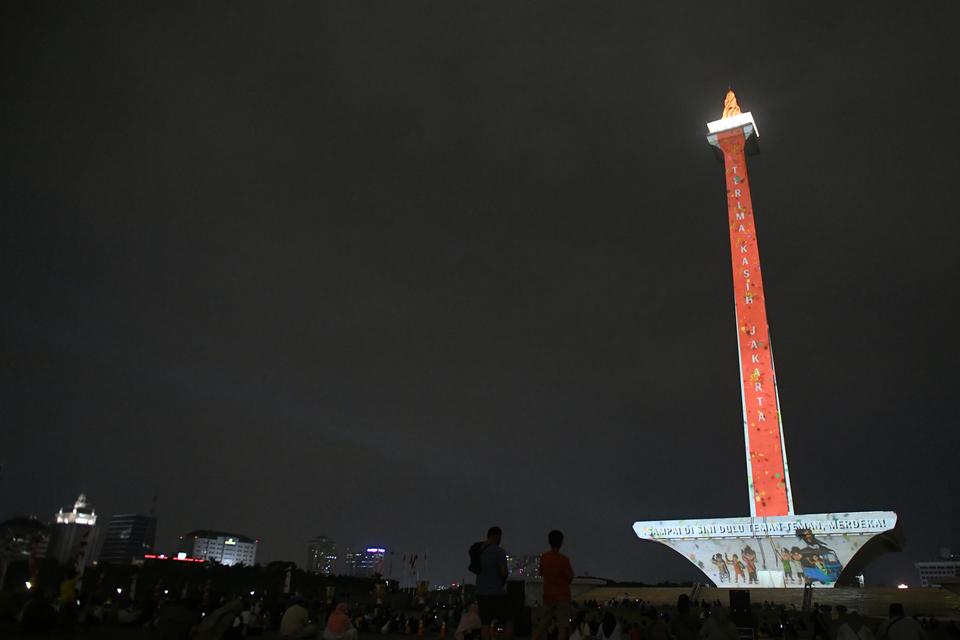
[634,512,897,588]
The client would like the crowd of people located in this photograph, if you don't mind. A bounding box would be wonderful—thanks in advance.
[2,526,958,639]
[522,598,960,640]
[1,580,422,639]
[461,525,960,640]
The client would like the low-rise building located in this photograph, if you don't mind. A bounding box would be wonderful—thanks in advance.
[344,547,385,577]
[507,554,540,578]
[916,548,960,587]
[178,530,257,566]
[0,517,50,564]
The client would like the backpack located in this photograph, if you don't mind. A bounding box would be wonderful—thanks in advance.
[468,541,489,575]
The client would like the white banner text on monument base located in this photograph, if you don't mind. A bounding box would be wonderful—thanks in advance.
[632,511,897,589]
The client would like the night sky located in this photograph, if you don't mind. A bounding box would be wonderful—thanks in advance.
[2,2,958,587]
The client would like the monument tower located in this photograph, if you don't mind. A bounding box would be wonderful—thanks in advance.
[711,91,792,518]
[632,91,902,588]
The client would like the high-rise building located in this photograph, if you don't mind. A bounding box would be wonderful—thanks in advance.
[344,547,385,577]
[178,530,257,566]
[48,494,101,568]
[307,535,338,575]
[97,514,157,565]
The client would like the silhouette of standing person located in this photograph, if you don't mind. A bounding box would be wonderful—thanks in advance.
[475,527,513,640]
[533,530,574,640]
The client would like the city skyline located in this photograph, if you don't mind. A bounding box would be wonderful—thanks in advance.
[1,485,949,587]
[2,3,958,589]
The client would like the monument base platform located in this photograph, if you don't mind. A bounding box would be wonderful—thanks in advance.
[633,511,903,588]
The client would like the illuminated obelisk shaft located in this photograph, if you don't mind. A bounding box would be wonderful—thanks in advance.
[630,94,901,589]
[708,92,794,518]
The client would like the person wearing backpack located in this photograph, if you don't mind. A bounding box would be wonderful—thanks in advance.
[469,526,512,640]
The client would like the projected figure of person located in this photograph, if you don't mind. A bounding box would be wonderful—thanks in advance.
[793,529,842,585]
[741,546,759,584]
[812,555,826,573]
[778,547,795,584]
[725,553,746,584]
[797,529,831,551]
[711,553,730,583]
[790,548,813,585]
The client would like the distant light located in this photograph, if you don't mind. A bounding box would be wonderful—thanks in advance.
[117,588,123,594]
[177,552,187,560]
[25,581,32,590]
[250,591,255,596]
[897,583,909,589]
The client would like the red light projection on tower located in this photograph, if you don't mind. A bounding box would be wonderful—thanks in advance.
[710,91,793,518]
[630,94,902,588]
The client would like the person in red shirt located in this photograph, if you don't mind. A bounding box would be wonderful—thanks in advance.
[533,530,574,640]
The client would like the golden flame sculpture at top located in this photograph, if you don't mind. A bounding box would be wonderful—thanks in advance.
[721,90,742,119]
